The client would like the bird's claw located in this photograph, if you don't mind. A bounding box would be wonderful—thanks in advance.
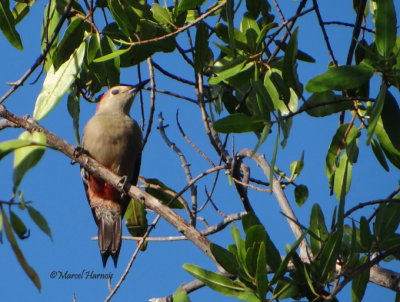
[117,176,129,194]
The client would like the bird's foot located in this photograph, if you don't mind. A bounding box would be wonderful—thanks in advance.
[117,176,129,194]
[71,146,87,165]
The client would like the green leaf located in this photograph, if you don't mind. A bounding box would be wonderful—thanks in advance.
[359,216,372,251]
[107,0,138,38]
[305,63,374,92]
[273,278,299,300]
[53,18,88,70]
[67,85,81,145]
[26,206,53,240]
[173,286,191,302]
[33,41,86,120]
[10,210,28,239]
[253,123,271,154]
[251,77,274,116]
[366,83,387,145]
[294,185,308,207]
[256,242,267,301]
[0,0,23,50]
[371,138,390,171]
[143,178,184,209]
[309,204,329,255]
[209,60,246,85]
[92,47,131,63]
[12,0,36,25]
[381,90,400,151]
[264,69,297,115]
[0,139,40,161]
[375,119,400,169]
[177,0,205,12]
[374,202,400,243]
[210,243,238,275]
[13,131,46,193]
[351,256,369,302]
[125,199,148,250]
[183,264,245,296]
[1,206,41,291]
[283,27,303,96]
[290,151,304,180]
[151,3,174,26]
[302,91,353,117]
[325,123,359,177]
[213,113,265,133]
[318,229,343,282]
[334,153,352,201]
[375,0,397,57]
[194,22,209,73]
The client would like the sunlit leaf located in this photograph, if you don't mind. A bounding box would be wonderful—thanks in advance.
[309,204,329,255]
[366,83,387,145]
[213,113,265,133]
[13,131,46,193]
[33,41,86,120]
[173,286,191,302]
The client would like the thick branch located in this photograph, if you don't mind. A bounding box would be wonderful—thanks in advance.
[0,105,215,262]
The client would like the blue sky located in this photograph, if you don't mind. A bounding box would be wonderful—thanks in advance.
[0,0,399,301]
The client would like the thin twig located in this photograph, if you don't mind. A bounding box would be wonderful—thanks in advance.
[312,0,338,66]
[323,21,374,33]
[142,58,156,148]
[159,113,197,225]
[142,87,198,103]
[152,59,196,86]
[176,110,216,167]
[0,0,75,104]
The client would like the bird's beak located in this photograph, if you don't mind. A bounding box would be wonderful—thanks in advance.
[128,79,150,94]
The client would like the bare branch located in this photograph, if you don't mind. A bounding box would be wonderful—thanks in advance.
[0,0,75,104]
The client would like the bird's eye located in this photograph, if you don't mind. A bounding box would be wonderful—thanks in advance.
[111,89,119,95]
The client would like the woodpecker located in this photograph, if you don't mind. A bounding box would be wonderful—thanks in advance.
[81,81,147,267]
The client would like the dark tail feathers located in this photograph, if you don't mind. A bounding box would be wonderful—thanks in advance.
[98,215,122,267]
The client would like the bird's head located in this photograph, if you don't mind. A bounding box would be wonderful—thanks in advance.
[96,80,149,114]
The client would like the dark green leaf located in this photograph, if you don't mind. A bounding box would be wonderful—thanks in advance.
[213,113,265,133]
[241,212,262,232]
[251,78,274,115]
[253,123,271,155]
[374,202,400,242]
[209,60,246,85]
[351,256,369,302]
[366,83,387,145]
[359,216,372,251]
[53,18,88,70]
[10,210,28,239]
[325,123,358,177]
[13,131,46,193]
[87,33,101,64]
[194,22,209,73]
[26,206,52,240]
[231,223,246,267]
[245,225,267,251]
[107,0,138,38]
[371,138,390,171]
[67,84,80,145]
[305,63,374,92]
[273,278,299,300]
[1,206,41,291]
[309,204,329,255]
[183,264,245,296]
[318,229,342,282]
[283,27,303,96]
[302,91,353,117]
[381,90,400,151]
[143,178,184,209]
[226,0,235,51]
[210,243,238,275]
[256,242,267,301]
[294,185,308,207]
[0,0,23,50]
[375,0,397,57]
[375,119,400,169]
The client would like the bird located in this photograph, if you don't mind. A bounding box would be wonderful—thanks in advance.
[81,81,148,267]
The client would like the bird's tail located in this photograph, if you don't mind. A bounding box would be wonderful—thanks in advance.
[98,214,122,267]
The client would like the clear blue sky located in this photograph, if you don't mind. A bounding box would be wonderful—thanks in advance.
[0,1,399,301]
